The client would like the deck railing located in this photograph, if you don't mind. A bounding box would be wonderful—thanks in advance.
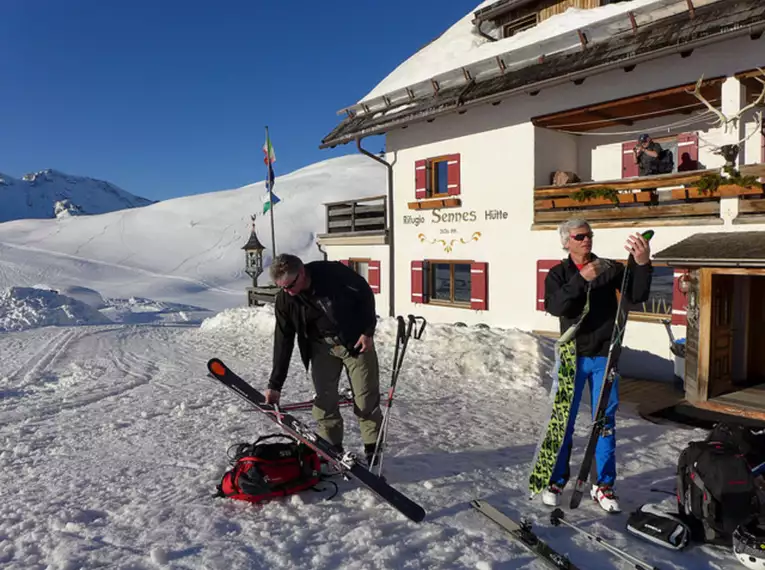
[533,164,765,226]
[324,195,387,235]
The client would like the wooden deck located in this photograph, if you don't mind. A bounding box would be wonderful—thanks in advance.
[621,378,765,425]
[619,377,683,416]
[702,383,765,421]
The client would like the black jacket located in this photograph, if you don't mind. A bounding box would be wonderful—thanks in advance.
[268,261,377,391]
[544,254,652,357]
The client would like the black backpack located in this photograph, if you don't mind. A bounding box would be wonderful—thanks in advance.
[706,422,765,470]
[676,428,761,545]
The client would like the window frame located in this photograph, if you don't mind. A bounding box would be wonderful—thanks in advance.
[502,12,538,38]
[349,257,371,281]
[427,259,473,308]
[428,156,451,198]
[615,260,675,322]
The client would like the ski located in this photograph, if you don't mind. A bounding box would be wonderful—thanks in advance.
[569,229,654,510]
[206,357,426,523]
[471,499,580,570]
[527,285,591,498]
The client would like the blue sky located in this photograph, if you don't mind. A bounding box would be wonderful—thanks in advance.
[1,0,473,201]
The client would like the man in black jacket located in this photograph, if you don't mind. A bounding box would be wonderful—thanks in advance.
[265,253,382,465]
[542,218,652,513]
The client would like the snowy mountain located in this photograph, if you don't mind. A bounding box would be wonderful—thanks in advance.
[0,168,155,223]
[0,154,387,313]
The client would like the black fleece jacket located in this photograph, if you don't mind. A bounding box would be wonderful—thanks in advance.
[268,261,377,391]
[544,254,652,357]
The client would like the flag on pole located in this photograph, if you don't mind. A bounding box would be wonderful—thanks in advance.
[263,131,276,191]
[262,129,280,213]
[262,191,281,214]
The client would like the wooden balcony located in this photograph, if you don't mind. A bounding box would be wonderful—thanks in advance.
[319,195,387,238]
[533,164,765,229]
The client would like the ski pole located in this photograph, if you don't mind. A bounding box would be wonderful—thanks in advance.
[371,315,408,474]
[550,509,663,570]
[371,314,426,475]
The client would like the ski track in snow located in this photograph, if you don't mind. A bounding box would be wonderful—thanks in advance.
[0,312,744,570]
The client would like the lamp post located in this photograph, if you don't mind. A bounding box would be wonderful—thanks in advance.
[242,214,266,306]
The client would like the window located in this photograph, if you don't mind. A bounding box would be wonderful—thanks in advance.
[341,258,381,294]
[621,133,699,179]
[411,260,487,310]
[349,259,369,281]
[414,154,461,199]
[623,264,674,319]
[431,158,450,197]
[503,13,537,38]
[431,261,471,305]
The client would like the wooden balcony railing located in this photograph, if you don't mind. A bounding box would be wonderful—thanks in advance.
[534,164,765,226]
[324,195,387,235]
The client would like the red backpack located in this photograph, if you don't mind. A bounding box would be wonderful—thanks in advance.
[216,434,322,504]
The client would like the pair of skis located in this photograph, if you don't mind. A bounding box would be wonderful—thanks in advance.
[528,230,654,509]
[205,315,426,523]
[471,500,662,569]
[568,229,654,509]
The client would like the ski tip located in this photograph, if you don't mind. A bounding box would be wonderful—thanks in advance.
[208,358,226,377]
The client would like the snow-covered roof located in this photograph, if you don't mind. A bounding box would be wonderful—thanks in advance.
[321,0,752,148]
[353,0,721,109]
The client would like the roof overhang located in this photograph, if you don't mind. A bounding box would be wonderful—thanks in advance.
[654,232,765,268]
[320,0,765,149]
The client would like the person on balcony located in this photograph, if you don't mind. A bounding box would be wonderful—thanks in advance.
[633,133,667,176]
[542,218,653,513]
[265,253,383,468]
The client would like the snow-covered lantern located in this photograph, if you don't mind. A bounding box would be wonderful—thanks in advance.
[242,215,266,285]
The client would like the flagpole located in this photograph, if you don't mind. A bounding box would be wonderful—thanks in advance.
[265,125,276,260]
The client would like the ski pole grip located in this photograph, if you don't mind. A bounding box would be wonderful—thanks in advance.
[408,314,427,339]
[396,316,405,339]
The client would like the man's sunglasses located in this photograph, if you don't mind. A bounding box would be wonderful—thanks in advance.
[281,272,300,290]
[570,232,594,241]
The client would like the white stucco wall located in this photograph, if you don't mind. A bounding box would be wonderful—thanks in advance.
[326,245,390,319]
[339,34,765,381]
[535,127,578,186]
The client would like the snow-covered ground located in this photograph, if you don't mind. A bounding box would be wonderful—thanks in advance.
[0,301,746,569]
[0,168,154,223]
[0,153,747,569]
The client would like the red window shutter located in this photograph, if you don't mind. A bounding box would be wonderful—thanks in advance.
[339,259,350,266]
[447,153,461,196]
[411,260,424,303]
[368,260,381,294]
[536,260,559,311]
[677,133,699,172]
[622,142,639,178]
[415,160,427,199]
[672,271,688,325]
[470,262,488,310]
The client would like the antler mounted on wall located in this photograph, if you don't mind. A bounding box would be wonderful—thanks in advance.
[687,68,765,134]
[686,69,765,172]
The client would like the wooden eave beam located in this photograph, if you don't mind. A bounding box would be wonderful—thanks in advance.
[532,76,726,127]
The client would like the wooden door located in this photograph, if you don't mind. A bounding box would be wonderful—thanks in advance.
[749,277,765,383]
[708,275,736,398]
